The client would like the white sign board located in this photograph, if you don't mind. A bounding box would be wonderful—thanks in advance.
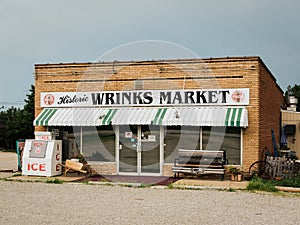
[41,88,250,107]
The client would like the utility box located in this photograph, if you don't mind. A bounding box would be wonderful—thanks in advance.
[22,139,62,177]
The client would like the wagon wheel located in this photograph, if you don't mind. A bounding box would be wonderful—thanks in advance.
[249,161,273,179]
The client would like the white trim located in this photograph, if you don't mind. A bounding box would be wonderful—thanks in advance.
[118,172,139,176]
[199,127,203,150]
[137,126,142,175]
[240,128,243,167]
[159,126,164,176]
[80,126,83,154]
[115,125,120,174]
[118,172,161,177]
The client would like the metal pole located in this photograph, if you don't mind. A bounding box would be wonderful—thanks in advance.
[80,126,83,154]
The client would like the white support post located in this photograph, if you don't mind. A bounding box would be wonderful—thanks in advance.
[115,125,119,174]
[80,126,83,154]
[200,126,203,150]
[160,126,164,176]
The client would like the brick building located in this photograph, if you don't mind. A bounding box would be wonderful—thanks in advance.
[33,56,284,176]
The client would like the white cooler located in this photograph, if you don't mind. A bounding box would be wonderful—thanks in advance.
[22,139,62,177]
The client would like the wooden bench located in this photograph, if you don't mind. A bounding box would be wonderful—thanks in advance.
[60,159,91,177]
[172,149,227,180]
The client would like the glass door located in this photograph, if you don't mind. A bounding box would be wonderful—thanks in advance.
[119,125,138,173]
[140,125,160,174]
[118,125,161,175]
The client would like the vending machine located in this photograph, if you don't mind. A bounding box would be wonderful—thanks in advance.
[22,139,62,177]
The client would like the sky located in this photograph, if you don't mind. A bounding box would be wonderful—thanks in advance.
[1,0,300,108]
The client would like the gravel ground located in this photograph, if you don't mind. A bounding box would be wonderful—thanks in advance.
[0,181,300,225]
[0,152,18,172]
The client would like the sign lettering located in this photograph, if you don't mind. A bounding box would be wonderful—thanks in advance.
[41,88,249,107]
[27,163,46,172]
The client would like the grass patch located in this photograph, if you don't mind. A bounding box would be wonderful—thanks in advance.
[11,173,22,177]
[246,177,278,192]
[137,183,150,188]
[45,178,63,184]
[228,188,235,192]
[167,183,174,189]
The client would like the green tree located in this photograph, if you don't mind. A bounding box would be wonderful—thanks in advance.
[22,85,35,139]
[0,85,35,149]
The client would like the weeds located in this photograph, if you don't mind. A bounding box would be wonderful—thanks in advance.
[272,176,300,188]
[246,177,278,192]
[12,173,22,177]
[167,183,174,189]
[228,188,235,192]
[45,178,63,184]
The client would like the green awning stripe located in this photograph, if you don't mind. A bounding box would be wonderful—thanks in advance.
[157,108,167,125]
[236,108,242,127]
[225,108,243,127]
[39,109,55,126]
[102,109,113,125]
[105,109,117,125]
[34,109,49,126]
[230,108,237,127]
[225,108,231,127]
[102,109,117,125]
[37,109,55,126]
[152,108,163,125]
[44,109,57,126]
[152,108,168,125]
[37,109,52,126]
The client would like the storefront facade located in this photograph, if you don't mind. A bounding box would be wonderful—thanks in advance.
[34,57,284,175]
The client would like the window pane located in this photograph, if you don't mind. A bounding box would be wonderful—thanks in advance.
[202,127,241,165]
[82,126,115,162]
[164,126,200,163]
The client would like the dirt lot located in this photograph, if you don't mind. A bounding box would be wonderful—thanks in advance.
[0,152,18,172]
[1,151,300,224]
[0,180,300,225]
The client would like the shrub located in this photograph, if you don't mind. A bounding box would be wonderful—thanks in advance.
[272,176,300,188]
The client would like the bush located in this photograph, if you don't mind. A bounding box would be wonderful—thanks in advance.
[272,176,300,188]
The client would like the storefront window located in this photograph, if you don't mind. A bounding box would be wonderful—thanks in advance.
[202,127,241,165]
[164,126,200,163]
[82,126,115,162]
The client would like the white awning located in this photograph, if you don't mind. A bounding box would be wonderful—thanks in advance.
[34,107,248,127]
[112,108,158,125]
[33,108,117,126]
[152,107,248,127]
